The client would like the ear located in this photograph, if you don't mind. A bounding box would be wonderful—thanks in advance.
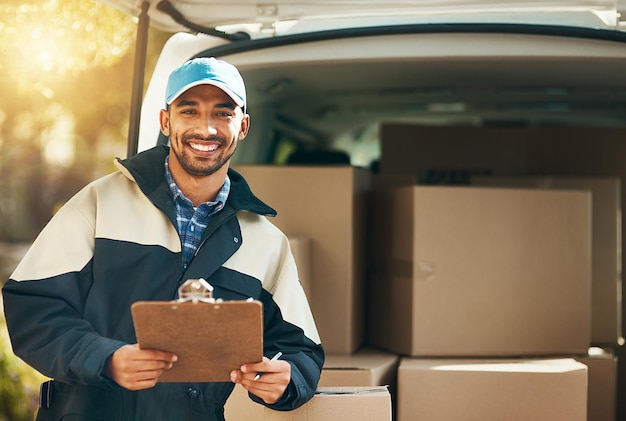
[238,114,250,140]
[159,109,171,137]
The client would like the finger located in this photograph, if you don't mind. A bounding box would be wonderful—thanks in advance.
[245,360,290,379]
[114,368,164,391]
[132,347,178,363]
[230,369,243,384]
[240,356,269,374]
[121,373,163,391]
[119,344,177,362]
[130,359,175,373]
[112,352,174,375]
[126,380,159,391]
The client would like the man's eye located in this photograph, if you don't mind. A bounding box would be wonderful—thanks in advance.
[181,109,197,115]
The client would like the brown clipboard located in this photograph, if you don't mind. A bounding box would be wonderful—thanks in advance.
[131,299,263,382]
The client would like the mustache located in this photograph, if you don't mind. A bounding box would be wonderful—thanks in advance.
[181,133,227,144]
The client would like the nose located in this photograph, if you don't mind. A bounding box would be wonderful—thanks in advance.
[197,116,218,137]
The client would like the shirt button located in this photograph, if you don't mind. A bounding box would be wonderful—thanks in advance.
[234,237,239,243]
[187,387,200,399]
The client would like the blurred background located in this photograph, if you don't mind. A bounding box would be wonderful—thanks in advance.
[0,1,169,418]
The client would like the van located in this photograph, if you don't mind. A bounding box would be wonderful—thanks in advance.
[100,1,626,419]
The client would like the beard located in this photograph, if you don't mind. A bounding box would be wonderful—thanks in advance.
[170,133,235,177]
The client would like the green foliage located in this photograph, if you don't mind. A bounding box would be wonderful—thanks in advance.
[0,247,47,420]
[0,297,48,421]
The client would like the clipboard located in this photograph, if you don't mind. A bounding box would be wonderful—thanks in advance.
[131,279,263,382]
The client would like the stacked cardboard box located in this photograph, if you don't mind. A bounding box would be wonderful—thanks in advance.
[378,124,624,347]
[469,177,621,421]
[397,358,588,421]
[225,386,392,421]
[318,347,399,397]
[375,123,623,420]
[368,184,592,356]
[234,148,617,419]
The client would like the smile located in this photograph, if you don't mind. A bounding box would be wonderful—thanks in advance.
[189,142,219,152]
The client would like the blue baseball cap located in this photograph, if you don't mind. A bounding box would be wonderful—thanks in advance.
[165,57,246,111]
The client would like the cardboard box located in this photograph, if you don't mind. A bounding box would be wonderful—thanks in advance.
[471,176,622,346]
[369,185,592,356]
[378,124,531,182]
[576,349,618,421]
[289,235,312,298]
[234,165,371,354]
[397,357,588,421]
[319,348,399,388]
[225,385,391,421]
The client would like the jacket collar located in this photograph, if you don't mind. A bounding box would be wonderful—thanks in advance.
[115,145,277,217]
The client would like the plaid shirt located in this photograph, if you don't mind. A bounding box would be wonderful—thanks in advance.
[164,157,230,269]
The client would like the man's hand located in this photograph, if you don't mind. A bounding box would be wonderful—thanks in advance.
[105,344,178,391]
[230,356,291,404]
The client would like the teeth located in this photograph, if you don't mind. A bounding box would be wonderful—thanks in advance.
[190,143,218,152]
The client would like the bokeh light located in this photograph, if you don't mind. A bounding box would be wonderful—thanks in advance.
[1,0,136,95]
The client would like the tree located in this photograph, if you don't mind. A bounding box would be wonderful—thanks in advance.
[0,1,170,418]
[0,0,169,241]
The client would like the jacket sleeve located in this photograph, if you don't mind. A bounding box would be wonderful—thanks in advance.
[251,296,325,411]
[2,187,126,386]
[250,227,325,411]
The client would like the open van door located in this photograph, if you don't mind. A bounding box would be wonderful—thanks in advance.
[97,0,626,157]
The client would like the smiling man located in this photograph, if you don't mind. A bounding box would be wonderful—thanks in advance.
[3,57,324,420]
[163,59,249,182]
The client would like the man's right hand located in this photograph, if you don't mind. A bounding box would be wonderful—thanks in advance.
[104,344,178,391]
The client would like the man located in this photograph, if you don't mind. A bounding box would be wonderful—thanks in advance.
[3,57,324,420]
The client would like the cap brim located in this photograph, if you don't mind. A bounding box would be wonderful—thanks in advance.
[166,80,245,108]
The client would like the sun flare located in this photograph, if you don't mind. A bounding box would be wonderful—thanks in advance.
[2,0,135,89]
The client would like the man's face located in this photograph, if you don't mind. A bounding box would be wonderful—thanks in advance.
[160,84,249,177]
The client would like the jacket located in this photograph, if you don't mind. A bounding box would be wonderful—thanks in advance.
[2,145,325,420]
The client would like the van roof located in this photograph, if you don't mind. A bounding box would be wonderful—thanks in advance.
[100,0,626,37]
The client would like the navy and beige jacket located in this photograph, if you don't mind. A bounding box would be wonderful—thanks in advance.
[2,145,324,420]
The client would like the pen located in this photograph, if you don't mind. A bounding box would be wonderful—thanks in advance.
[253,351,283,380]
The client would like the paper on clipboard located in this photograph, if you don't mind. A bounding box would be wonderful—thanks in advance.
[131,279,263,383]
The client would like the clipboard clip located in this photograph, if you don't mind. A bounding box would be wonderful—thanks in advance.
[177,278,220,303]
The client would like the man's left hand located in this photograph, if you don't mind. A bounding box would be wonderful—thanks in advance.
[230,356,291,404]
